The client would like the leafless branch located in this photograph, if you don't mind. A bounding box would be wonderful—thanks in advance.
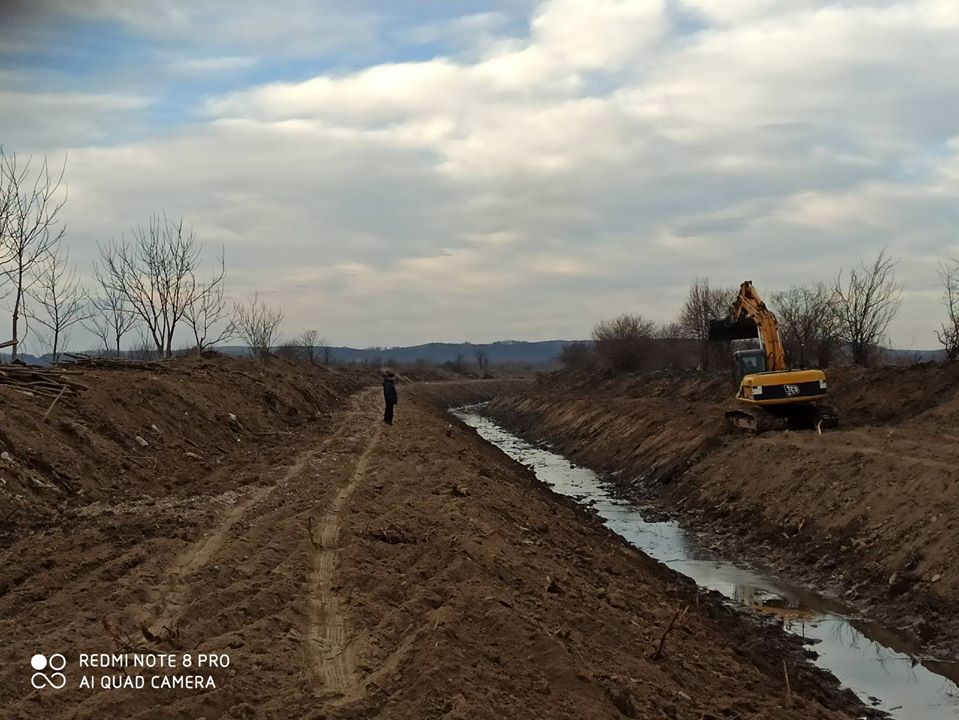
[184,251,234,354]
[678,277,736,370]
[97,213,202,358]
[936,257,959,360]
[0,149,68,359]
[26,244,89,362]
[234,292,283,362]
[833,248,902,366]
[592,313,657,372]
[770,283,839,367]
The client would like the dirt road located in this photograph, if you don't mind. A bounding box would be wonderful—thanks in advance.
[0,368,868,719]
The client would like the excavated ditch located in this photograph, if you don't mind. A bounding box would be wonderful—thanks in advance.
[453,405,959,720]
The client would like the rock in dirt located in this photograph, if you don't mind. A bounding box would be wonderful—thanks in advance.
[887,571,917,597]
[603,682,639,718]
[605,588,628,609]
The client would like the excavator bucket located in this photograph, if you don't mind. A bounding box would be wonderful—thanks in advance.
[708,317,758,342]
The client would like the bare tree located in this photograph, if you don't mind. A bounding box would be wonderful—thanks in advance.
[234,292,283,362]
[28,246,89,362]
[936,257,959,360]
[559,341,595,370]
[653,321,699,370]
[0,149,67,359]
[770,283,839,367]
[677,278,735,370]
[128,329,159,361]
[0,151,11,256]
[98,214,202,358]
[275,330,325,364]
[274,340,303,362]
[85,261,139,356]
[592,313,657,372]
[297,329,320,364]
[284,331,333,365]
[83,301,113,355]
[184,254,234,354]
[443,353,468,374]
[833,249,902,366]
[319,338,333,366]
[474,348,490,376]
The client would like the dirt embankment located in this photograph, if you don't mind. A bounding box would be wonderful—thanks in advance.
[485,363,959,658]
[0,355,364,546]
[0,364,869,719]
[410,377,533,408]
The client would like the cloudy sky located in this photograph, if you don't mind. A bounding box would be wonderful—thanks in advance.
[2,0,957,349]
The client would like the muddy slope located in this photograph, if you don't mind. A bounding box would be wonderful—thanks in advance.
[485,364,959,657]
[0,371,868,719]
[0,355,370,545]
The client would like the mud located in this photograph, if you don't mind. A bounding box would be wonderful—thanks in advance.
[483,365,959,662]
[0,362,871,718]
[456,407,959,719]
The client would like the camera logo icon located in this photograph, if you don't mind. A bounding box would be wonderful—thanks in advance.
[30,653,67,690]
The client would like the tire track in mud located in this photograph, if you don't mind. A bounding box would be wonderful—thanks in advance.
[306,418,382,700]
[143,391,373,637]
[774,435,959,470]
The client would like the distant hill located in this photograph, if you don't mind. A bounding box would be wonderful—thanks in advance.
[319,340,573,365]
[878,348,945,363]
[210,340,574,366]
[1,341,577,368]
[5,342,945,369]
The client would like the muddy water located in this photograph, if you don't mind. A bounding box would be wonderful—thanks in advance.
[453,407,959,720]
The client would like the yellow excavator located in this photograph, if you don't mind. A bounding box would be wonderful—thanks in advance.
[708,281,838,432]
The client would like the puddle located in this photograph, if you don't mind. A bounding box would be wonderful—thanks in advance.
[453,406,959,720]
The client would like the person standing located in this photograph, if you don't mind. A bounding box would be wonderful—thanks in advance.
[382,371,398,425]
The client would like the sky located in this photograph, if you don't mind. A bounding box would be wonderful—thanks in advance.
[1,0,958,350]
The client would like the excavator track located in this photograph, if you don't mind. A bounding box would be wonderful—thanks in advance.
[724,409,786,433]
[724,403,839,434]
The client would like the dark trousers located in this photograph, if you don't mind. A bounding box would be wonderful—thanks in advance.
[384,402,395,424]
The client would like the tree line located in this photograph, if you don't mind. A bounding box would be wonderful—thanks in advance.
[0,149,308,363]
[568,247,958,373]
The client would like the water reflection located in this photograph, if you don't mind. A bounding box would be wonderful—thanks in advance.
[454,407,959,720]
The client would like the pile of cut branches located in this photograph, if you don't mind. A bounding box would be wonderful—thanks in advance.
[59,353,172,371]
[0,365,88,399]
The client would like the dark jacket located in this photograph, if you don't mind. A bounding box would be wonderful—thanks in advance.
[383,377,398,405]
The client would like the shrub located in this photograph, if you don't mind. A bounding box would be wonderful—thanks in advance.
[592,314,657,372]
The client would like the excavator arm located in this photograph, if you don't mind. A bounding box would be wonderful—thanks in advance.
[708,281,786,372]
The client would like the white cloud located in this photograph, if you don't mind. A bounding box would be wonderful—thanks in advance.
[402,12,510,48]
[531,0,667,69]
[167,56,259,74]
[8,0,959,347]
[65,0,379,58]
[678,0,817,25]
[0,91,152,151]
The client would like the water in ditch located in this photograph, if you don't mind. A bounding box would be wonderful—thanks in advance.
[452,406,959,720]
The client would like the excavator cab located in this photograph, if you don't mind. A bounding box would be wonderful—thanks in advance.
[732,348,766,385]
